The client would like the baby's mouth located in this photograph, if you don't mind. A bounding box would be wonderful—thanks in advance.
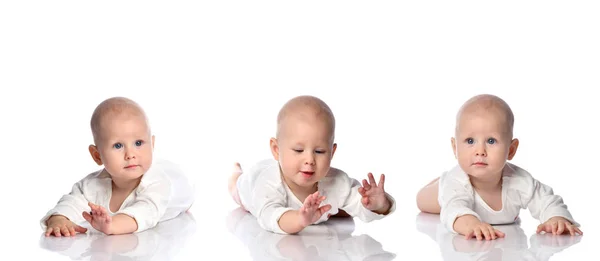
[301,171,315,176]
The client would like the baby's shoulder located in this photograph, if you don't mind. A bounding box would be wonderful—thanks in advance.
[321,167,354,188]
[502,163,536,191]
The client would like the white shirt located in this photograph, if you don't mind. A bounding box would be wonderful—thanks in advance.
[40,159,195,233]
[236,159,396,234]
[438,162,579,233]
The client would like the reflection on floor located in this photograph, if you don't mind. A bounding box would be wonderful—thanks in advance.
[415,212,582,261]
[39,212,197,260]
[226,207,396,261]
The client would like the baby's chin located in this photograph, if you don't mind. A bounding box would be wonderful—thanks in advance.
[465,167,502,180]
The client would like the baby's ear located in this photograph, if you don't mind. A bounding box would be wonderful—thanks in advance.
[88,145,103,165]
[507,138,519,160]
[450,137,458,159]
[331,143,337,158]
[269,138,280,161]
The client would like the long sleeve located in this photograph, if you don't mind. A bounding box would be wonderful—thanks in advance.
[524,178,579,227]
[339,173,396,223]
[40,175,94,230]
[117,175,172,233]
[251,179,294,235]
[438,170,480,233]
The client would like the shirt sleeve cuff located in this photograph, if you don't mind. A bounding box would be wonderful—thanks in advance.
[444,208,481,234]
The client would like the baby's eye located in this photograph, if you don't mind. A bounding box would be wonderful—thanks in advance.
[113,143,123,149]
[293,149,304,153]
[487,138,497,144]
[135,140,144,146]
[315,150,326,154]
[465,138,474,145]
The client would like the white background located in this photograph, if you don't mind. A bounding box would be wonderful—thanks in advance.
[1,1,598,260]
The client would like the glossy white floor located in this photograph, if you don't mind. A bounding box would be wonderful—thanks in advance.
[33,201,590,261]
[30,168,593,261]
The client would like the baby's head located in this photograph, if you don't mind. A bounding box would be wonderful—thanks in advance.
[269,95,337,191]
[451,94,519,179]
[88,97,155,181]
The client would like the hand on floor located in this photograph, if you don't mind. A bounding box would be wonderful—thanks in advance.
[299,191,331,227]
[358,173,391,214]
[45,215,88,237]
[464,222,505,241]
[82,202,113,235]
[536,216,582,236]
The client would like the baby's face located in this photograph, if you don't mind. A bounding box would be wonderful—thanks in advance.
[452,109,516,180]
[95,113,154,181]
[275,116,336,191]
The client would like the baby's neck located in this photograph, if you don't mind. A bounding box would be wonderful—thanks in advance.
[469,174,502,191]
[284,179,318,202]
[111,176,142,194]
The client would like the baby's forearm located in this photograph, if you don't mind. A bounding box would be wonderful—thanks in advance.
[453,214,480,235]
[278,210,307,234]
[106,214,138,235]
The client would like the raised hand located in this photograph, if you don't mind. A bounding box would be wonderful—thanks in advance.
[82,202,113,235]
[358,173,391,214]
[298,191,332,227]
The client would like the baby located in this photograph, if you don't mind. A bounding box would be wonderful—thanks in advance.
[228,95,396,234]
[41,97,195,237]
[416,94,582,240]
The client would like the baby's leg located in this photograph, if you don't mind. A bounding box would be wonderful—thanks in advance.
[228,163,245,210]
[416,177,441,214]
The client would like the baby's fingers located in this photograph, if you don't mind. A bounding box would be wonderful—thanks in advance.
[60,226,70,237]
[368,173,377,186]
[557,222,565,235]
[486,226,496,240]
[481,227,492,240]
[45,227,54,237]
[494,229,505,238]
[53,227,62,237]
[565,224,577,236]
[551,222,558,235]
[82,211,93,223]
[318,204,332,215]
[362,179,371,190]
[378,174,385,190]
[68,226,76,236]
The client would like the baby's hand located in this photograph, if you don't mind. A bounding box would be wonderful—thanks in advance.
[45,215,88,237]
[82,202,113,235]
[536,216,582,236]
[464,221,505,241]
[298,191,331,227]
[358,173,391,214]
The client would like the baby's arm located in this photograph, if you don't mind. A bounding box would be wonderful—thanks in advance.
[114,179,171,234]
[41,180,92,236]
[277,191,331,234]
[525,178,582,235]
[439,175,504,240]
[82,202,138,235]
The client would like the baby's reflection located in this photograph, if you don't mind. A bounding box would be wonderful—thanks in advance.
[227,207,396,261]
[39,212,197,261]
[415,212,581,261]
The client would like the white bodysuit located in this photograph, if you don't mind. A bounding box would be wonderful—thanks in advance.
[236,159,396,234]
[40,159,195,233]
[438,162,579,233]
